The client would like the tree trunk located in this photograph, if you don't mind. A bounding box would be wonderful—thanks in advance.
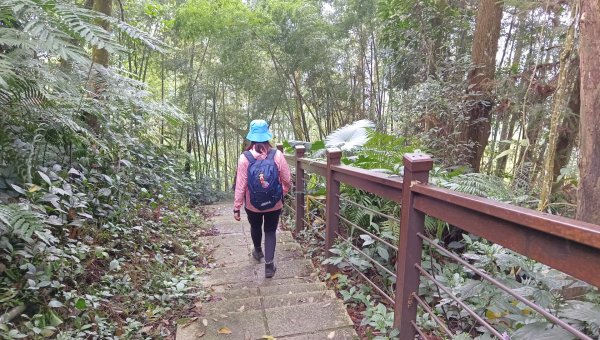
[461,0,504,171]
[213,81,220,190]
[292,72,309,141]
[552,60,580,193]
[576,0,600,224]
[222,84,229,190]
[539,7,577,211]
[160,53,165,144]
[85,0,112,133]
[92,0,111,67]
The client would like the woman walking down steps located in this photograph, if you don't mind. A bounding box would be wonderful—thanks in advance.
[233,119,291,278]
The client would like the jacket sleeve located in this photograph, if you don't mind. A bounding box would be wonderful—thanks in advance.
[234,154,248,211]
[275,150,292,196]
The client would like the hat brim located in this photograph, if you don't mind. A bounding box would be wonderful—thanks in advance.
[246,131,273,142]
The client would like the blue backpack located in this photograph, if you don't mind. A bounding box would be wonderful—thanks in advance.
[244,149,283,210]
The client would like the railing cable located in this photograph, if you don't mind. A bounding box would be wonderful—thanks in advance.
[336,232,397,279]
[337,213,398,251]
[346,261,395,305]
[418,233,593,340]
[415,264,504,339]
[411,293,453,337]
[411,321,431,340]
[338,195,401,223]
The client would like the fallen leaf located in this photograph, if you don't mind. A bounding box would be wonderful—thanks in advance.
[218,327,232,334]
[322,302,331,308]
[197,330,206,337]
[262,336,276,340]
[327,331,335,339]
[238,305,245,312]
[329,273,341,281]
[202,319,208,327]
[220,314,229,319]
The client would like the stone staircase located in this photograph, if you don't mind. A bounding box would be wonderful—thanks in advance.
[176,203,358,340]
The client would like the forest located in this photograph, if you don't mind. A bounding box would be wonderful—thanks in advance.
[1,0,599,338]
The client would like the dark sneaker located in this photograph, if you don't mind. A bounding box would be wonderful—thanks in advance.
[265,263,277,278]
[252,248,264,261]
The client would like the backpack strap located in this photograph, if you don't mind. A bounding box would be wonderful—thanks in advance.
[243,151,257,164]
[266,148,277,160]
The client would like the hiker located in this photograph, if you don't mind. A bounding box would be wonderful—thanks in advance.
[233,119,291,278]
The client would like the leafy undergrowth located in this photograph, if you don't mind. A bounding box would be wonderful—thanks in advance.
[1,197,212,339]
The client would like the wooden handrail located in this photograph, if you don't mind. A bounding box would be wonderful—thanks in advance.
[411,183,600,249]
[281,144,600,340]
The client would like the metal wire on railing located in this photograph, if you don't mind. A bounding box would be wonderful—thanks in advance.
[412,321,430,340]
[417,233,592,340]
[284,203,295,214]
[336,213,398,251]
[411,293,453,337]
[301,215,325,238]
[335,232,397,279]
[346,259,395,305]
[414,263,505,338]
[338,195,401,224]
[308,197,326,209]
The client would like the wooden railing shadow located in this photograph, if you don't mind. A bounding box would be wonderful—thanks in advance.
[277,144,600,340]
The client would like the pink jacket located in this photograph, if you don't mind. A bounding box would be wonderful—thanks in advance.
[234,148,292,212]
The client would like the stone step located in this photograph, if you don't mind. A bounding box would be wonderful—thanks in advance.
[176,309,265,340]
[203,289,337,314]
[213,281,327,300]
[200,234,248,248]
[262,289,336,309]
[176,299,354,340]
[266,299,354,337]
[210,222,246,235]
[279,327,358,339]
[210,242,306,267]
[203,258,315,286]
[200,230,295,250]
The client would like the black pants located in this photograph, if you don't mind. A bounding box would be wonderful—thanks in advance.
[245,208,281,263]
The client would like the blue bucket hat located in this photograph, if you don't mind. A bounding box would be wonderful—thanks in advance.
[246,119,273,142]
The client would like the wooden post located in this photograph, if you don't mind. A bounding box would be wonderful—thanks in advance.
[295,145,306,234]
[325,148,342,273]
[394,153,433,338]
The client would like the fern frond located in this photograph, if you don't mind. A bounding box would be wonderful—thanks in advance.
[0,55,17,88]
[54,4,124,54]
[0,78,46,107]
[0,27,38,50]
[325,119,375,151]
[0,204,45,241]
[381,219,399,239]
[112,19,169,52]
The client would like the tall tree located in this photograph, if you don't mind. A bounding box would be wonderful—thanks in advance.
[461,0,504,171]
[85,0,113,133]
[92,0,112,67]
[576,0,600,223]
[538,3,577,211]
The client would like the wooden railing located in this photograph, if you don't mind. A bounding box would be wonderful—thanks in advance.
[278,144,600,340]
